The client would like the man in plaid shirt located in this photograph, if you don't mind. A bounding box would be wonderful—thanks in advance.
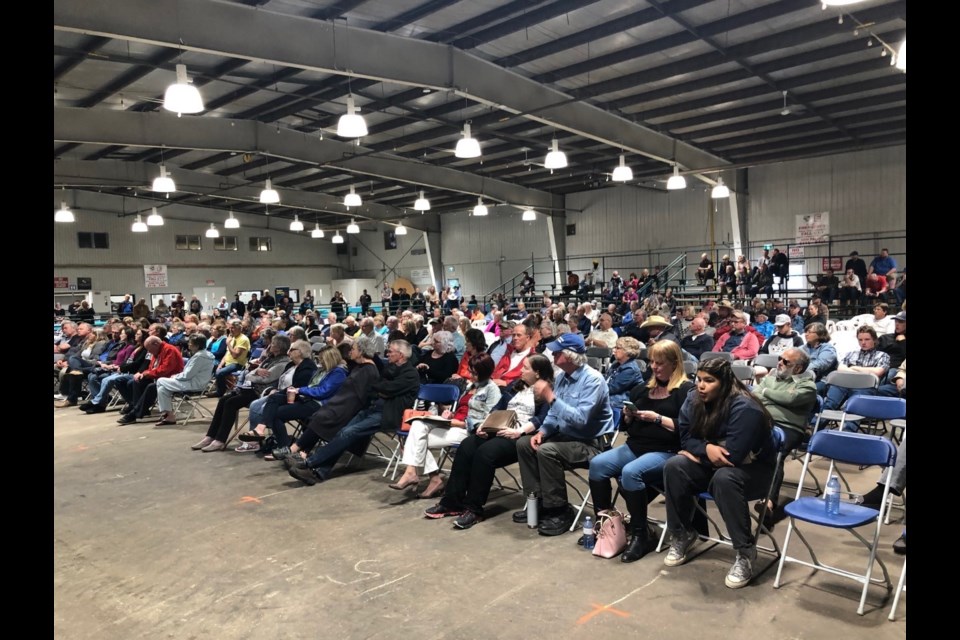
[821,326,889,430]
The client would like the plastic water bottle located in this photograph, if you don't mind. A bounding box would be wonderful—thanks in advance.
[526,493,539,529]
[582,516,596,550]
[825,475,841,516]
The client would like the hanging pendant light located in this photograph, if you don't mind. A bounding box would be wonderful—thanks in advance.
[666,164,687,190]
[611,154,633,182]
[337,95,368,138]
[289,214,304,232]
[131,215,148,233]
[260,178,280,204]
[395,223,408,235]
[454,123,481,159]
[205,223,219,238]
[332,231,345,244]
[413,190,431,211]
[224,210,240,229]
[473,197,488,216]
[522,208,537,221]
[711,177,730,199]
[54,201,75,223]
[152,164,176,193]
[146,207,164,226]
[544,139,567,170]
[163,63,204,117]
[894,38,906,71]
[344,185,362,207]
[311,224,324,239]
[346,218,360,234]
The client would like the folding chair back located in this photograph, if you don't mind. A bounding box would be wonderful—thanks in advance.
[775,430,897,615]
[585,346,613,373]
[683,360,698,377]
[381,383,461,480]
[731,362,755,384]
[753,353,779,370]
[700,351,733,363]
[813,371,879,433]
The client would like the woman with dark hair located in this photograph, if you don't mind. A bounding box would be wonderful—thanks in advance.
[302,314,322,339]
[661,358,777,589]
[390,353,501,498]
[450,329,487,381]
[588,341,693,562]
[422,354,554,530]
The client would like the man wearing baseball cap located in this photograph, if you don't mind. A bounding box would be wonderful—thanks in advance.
[514,333,613,536]
[755,314,804,380]
[874,311,906,396]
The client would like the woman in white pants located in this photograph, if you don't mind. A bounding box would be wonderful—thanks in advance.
[154,335,216,424]
[390,353,500,498]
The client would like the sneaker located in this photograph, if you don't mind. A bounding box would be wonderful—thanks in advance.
[53,394,66,401]
[725,548,757,589]
[664,529,699,567]
[192,437,214,450]
[423,503,463,519]
[287,465,323,486]
[234,442,260,453]
[82,403,106,414]
[893,533,906,555]
[453,511,483,530]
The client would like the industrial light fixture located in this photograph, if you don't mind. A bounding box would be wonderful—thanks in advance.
[347,218,360,234]
[131,214,148,233]
[260,178,280,204]
[522,208,537,222]
[146,207,164,226]
[454,123,481,159]
[894,38,906,71]
[54,201,74,223]
[544,138,567,170]
[336,95,368,138]
[224,209,240,229]
[311,224,324,239]
[611,154,633,182]
[332,231,344,244]
[395,223,407,235]
[711,177,730,199]
[163,64,204,117]
[344,185,362,207]
[821,0,867,6]
[289,214,304,232]
[152,164,176,193]
[413,190,430,211]
[473,197,488,216]
[666,164,687,190]
[205,223,219,238]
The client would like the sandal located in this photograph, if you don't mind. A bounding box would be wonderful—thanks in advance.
[238,430,265,443]
[234,442,260,453]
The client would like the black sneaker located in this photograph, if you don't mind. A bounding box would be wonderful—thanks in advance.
[512,509,529,524]
[423,503,463,519]
[287,465,323,486]
[453,511,483,530]
[893,533,906,555]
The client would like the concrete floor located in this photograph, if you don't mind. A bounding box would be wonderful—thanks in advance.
[55,401,906,640]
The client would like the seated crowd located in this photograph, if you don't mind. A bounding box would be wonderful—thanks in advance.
[54,265,906,590]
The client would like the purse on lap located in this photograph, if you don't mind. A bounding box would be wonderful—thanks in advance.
[477,409,519,434]
[592,509,628,559]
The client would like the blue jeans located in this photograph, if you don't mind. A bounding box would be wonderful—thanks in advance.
[305,407,383,476]
[588,445,672,493]
[214,363,243,395]
[822,385,868,431]
[248,395,271,429]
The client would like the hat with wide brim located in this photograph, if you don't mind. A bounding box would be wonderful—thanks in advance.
[718,300,735,310]
[640,315,673,330]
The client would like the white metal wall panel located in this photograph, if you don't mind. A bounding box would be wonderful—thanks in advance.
[341,223,435,287]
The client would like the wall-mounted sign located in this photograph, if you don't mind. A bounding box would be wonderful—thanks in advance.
[788,246,804,259]
[77,277,92,290]
[144,264,168,288]
[54,277,69,289]
[796,212,829,245]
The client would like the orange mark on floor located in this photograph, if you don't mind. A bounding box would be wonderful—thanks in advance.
[576,603,630,625]
[74,445,89,452]
[238,496,262,505]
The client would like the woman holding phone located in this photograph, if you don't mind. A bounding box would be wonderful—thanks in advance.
[587,340,694,562]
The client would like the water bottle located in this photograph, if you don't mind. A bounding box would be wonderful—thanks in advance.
[582,516,596,550]
[526,493,539,529]
[825,475,841,516]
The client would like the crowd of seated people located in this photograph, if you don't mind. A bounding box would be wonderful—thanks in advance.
[54,261,906,586]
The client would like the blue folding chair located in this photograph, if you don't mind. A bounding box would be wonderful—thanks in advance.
[568,417,622,531]
[774,430,898,615]
[381,384,460,480]
[843,395,906,437]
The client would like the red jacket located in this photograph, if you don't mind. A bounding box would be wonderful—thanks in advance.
[713,330,761,361]
[143,341,185,380]
[492,345,530,385]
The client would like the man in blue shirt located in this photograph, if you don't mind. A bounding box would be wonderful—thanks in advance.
[514,333,613,536]
[868,248,897,278]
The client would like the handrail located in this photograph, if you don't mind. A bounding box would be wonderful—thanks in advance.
[485,261,534,300]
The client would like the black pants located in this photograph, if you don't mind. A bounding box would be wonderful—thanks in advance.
[440,434,518,516]
[205,388,258,442]
[516,434,600,511]
[663,455,774,552]
[128,381,158,418]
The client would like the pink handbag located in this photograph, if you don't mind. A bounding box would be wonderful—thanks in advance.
[592,509,628,558]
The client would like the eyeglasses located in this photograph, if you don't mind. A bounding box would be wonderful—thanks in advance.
[778,357,794,366]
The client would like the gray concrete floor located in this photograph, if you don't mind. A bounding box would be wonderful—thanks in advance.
[55,401,906,639]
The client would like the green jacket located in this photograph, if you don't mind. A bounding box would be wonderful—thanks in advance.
[753,374,818,434]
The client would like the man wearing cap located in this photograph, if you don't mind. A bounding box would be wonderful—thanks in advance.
[750,311,775,340]
[759,315,804,357]
[680,317,714,360]
[514,333,614,535]
[586,313,618,349]
[712,311,760,361]
[873,312,906,396]
[641,315,679,347]
[787,302,804,333]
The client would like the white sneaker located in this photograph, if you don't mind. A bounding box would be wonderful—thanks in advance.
[664,529,698,567]
[53,394,66,401]
[725,548,757,589]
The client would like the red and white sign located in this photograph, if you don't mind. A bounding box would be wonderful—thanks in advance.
[822,257,843,272]
[788,246,804,259]
[53,276,69,289]
[144,264,168,288]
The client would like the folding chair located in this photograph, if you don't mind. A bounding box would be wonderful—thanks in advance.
[171,389,215,425]
[843,395,905,438]
[813,371,879,434]
[381,384,461,481]
[774,430,898,615]
[567,420,621,532]
[731,362,756,385]
[888,558,906,621]
[700,351,733,363]
[683,360,698,378]
[585,346,613,373]
[753,353,780,371]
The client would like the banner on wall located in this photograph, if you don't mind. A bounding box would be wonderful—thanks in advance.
[796,212,829,244]
[144,264,168,288]
[410,268,432,285]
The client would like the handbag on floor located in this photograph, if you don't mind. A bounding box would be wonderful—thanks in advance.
[593,509,628,559]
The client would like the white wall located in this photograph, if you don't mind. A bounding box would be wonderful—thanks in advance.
[338,219,441,292]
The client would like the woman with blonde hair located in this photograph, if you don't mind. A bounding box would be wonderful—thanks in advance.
[587,340,694,562]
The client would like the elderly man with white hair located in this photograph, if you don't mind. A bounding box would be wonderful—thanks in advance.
[152,334,217,425]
